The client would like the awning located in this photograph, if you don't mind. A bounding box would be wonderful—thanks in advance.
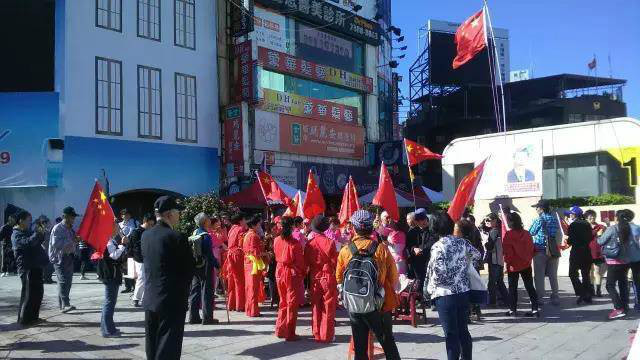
[221,180,305,209]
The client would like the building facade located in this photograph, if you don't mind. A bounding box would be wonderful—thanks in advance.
[219,0,398,205]
[0,0,220,220]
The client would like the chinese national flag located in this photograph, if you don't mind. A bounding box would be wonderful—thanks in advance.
[404,138,443,166]
[303,170,326,219]
[373,163,399,222]
[452,8,487,69]
[256,171,291,206]
[283,191,304,218]
[77,181,115,258]
[447,159,487,221]
[339,176,360,226]
[499,205,510,240]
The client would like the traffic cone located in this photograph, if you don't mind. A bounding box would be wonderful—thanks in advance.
[347,331,384,359]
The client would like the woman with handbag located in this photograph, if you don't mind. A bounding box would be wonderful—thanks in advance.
[597,209,640,320]
[502,212,539,317]
[426,213,482,360]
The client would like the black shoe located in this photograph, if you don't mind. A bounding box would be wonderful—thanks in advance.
[132,300,140,308]
[596,286,602,297]
[505,310,516,317]
[202,318,220,325]
[121,288,133,294]
[525,310,540,318]
[188,318,202,325]
[583,296,593,304]
[577,297,584,305]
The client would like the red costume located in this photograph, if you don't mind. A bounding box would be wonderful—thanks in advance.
[274,235,305,340]
[243,229,264,317]
[304,232,339,343]
[225,224,245,312]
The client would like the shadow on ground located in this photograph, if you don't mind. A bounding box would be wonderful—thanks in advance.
[0,339,137,353]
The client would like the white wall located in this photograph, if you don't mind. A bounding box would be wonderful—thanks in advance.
[58,0,219,149]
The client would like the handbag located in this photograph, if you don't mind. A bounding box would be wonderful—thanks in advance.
[467,262,488,305]
[601,227,622,259]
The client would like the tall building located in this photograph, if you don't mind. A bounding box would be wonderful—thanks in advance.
[218,0,401,205]
[0,0,220,219]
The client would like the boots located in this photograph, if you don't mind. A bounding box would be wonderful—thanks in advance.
[596,285,602,297]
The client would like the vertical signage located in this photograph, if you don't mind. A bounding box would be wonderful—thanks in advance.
[234,40,254,102]
[224,105,244,176]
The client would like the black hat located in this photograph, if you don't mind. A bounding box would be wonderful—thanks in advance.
[62,206,79,217]
[414,208,428,221]
[311,215,330,233]
[154,196,185,213]
[531,199,550,210]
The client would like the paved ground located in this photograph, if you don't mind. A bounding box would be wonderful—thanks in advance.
[0,275,638,360]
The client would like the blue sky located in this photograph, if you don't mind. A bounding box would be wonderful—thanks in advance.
[392,0,640,122]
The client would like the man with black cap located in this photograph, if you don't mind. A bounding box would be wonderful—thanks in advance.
[142,196,194,360]
[406,208,437,300]
[49,206,80,313]
[529,199,560,305]
[304,215,338,343]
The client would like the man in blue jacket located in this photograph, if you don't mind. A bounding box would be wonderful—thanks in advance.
[529,200,560,305]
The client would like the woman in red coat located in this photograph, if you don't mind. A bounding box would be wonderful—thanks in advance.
[243,215,266,317]
[304,215,339,343]
[274,217,305,340]
[225,214,247,312]
[502,212,539,317]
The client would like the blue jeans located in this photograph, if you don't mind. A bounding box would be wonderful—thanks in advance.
[101,280,120,336]
[435,292,473,360]
[54,254,74,308]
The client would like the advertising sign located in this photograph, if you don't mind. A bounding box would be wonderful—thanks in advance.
[270,165,298,187]
[224,105,244,164]
[0,92,60,188]
[234,40,255,102]
[260,89,358,124]
[475,142,543,199]
[258,47,373,93]
[254,111,365,159]
[254,0,380,45]
[280,114,364,159]
[299,162,378,195]
[298,23,355,72]
[375,141,404,166]
[230,0,254,38]
[253,6,290,53]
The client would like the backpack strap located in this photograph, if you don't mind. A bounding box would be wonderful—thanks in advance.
[348,242,359,256]
[366,241,379,257]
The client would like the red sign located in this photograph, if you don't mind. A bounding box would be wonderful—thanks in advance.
[260,89,358,125]
[224,105,243,175]
[258,47,373,94]
[234,40,254,102]
[279,114,364,159]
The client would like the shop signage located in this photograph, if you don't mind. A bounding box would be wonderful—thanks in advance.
[254,0,380,45]
[224,105,244,176]
[258,46,373,93]
[253,6,291,53]
[234,40,255,102]
[260,88,358,124]
[230,0,254,38]
[299,23,353,59]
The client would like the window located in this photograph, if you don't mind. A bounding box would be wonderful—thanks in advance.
[95,57,123,135]
[175,73,197,142]
[138,66,162,139]
[96,0,122,32]
[454,163,474,190]
[175,0,195,49]
[568,113,583,123]
[138,0,161,41]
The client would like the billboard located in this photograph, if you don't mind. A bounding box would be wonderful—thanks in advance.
[223,105,244,176]
[253,6,291,53]
[234,40,255,102]
[254,110,365,159]
[260,89,358,124]
[475,142,543,199]
[0,92,60,187]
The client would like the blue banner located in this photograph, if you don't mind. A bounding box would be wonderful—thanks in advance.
[0,93,60,187]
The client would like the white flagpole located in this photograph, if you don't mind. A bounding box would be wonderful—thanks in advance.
[484,1,508,133]
[482,3,501,132]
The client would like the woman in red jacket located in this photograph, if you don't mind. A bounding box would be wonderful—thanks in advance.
[274,217,305,341]
[502,212,539,317]
[243,215,266,318]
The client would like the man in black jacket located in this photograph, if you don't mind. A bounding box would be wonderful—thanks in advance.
[142,196,194,360]
[406,209,437,298]
[566,206,594,305]
[130,213,156,307]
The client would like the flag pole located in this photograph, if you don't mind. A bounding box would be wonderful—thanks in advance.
[404,140,417,210]
[484,0,508,133]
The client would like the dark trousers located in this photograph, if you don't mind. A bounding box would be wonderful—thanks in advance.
[488,264,509,305]
[80,248,93,276]
[1,241,15,273]
[18,268,44,325]
[189,265,214,321]
[507,267,538,312]
[569,255,593,300]
[101,280,120,336]
[606,263,630,311]
[410,260,427,299]
[435,292,473,360]
[145,309,187,360]
[43,262,54,282]
[267,270,279,307]
[349,310,401,360]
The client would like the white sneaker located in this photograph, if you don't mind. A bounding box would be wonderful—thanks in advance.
[0,273,6,277]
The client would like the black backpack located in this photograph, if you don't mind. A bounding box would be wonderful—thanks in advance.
[342,242,383,314]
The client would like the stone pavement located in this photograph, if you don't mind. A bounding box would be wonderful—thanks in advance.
[0,274,638,360]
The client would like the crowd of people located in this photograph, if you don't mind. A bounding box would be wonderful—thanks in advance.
[2,195,640,360]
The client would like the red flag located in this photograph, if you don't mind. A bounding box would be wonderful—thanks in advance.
[404,138,443,166]
[452,8,487,69]
[283,191,304,218]
[339,176,360,226]
[303,170,326,219]
[448,159,487,221]
[372,163,399,222]
[499,204,510,240]
[77,181,115,257]
[557,212,571,250]
[256,171,291,205]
